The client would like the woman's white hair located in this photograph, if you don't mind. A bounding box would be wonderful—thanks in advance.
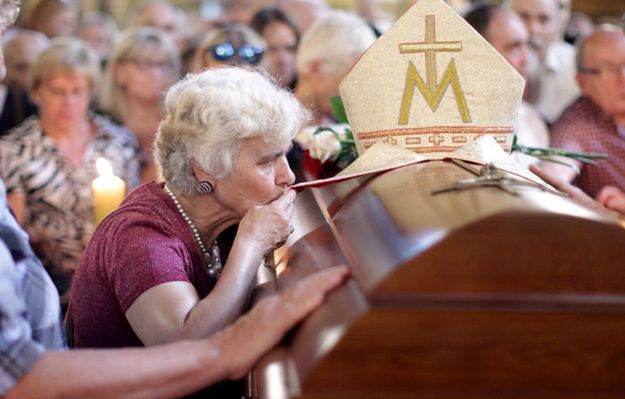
[99,27,180,122]
[155,67,310,196]
[296,10,376,77]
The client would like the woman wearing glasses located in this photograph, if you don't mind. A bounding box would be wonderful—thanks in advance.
[99,27,180,181]
[0,38,142,302]
[194,24,265,70]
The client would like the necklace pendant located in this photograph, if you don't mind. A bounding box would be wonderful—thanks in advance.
[202,251,213,266]
[165,185,223,280]
[207,266,220,279]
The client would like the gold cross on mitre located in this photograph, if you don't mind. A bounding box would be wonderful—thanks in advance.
[339,0,525,159]
[398,15,471,124]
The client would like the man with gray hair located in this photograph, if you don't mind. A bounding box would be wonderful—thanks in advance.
[542,28,625,200]
[294,10,376,125]
[507,0,579,124]
[465,3,550,168]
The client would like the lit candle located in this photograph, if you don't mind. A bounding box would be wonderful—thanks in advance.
[92,157,126,225]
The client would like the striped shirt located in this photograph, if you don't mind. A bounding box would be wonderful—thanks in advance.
[0,179,66,396]
[0,114,143,294]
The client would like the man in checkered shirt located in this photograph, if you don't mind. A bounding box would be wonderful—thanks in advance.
[542,28,625,202]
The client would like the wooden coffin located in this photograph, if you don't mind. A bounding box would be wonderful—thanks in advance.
[255,160,625,399]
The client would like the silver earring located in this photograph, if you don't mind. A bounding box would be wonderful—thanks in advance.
[198,181,213,195]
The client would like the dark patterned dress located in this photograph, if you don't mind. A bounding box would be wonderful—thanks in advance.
[0,113,143,295]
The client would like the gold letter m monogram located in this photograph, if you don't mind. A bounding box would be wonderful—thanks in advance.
[398,15,471,125]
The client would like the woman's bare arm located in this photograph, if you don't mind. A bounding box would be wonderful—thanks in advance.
[7,266,348,399]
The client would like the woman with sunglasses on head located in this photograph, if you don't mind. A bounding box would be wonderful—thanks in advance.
[99,27,180,181]
[70,67,309,398]
[194,24,265,70]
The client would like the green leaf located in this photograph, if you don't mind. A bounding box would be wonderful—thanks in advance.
[512,141,607,166]
[535,155,581,175]
[330,96,349,124]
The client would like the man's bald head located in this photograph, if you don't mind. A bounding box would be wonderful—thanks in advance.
[576,28,625,119]
[2,29,48,90]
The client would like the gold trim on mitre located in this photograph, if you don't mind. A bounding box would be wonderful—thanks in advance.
[339,0,525,159]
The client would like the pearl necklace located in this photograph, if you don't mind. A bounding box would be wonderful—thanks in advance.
[164,185,223,279]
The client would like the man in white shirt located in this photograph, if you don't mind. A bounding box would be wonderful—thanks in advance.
[508,0,580,124]
[465,4,550,168]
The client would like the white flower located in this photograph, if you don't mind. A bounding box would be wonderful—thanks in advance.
[295,124,350,163]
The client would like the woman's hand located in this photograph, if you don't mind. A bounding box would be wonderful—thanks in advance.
[237,189,296,256]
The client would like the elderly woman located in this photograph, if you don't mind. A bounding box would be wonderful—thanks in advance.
[0,38,142,299]
[71,68,307,349]
[99,27,180,181]
[194,24,265,70]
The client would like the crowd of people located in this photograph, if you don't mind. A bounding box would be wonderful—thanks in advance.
[465,0,625,214]
[0,1,351,397]
[2,0,625,397]
[0,0,379,305]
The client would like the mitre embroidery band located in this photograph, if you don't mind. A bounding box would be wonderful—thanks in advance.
[358,126,514,154]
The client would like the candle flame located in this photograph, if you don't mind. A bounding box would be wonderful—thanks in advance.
[95,157,114,177]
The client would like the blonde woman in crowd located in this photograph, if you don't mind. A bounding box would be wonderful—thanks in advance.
[0,38,142,301]
[99,27,180,181]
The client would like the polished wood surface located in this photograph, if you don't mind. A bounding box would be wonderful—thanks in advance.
[573,0,625,21]
[256,160,625,398]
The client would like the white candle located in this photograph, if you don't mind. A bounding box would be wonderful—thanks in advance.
[92,157,126,225]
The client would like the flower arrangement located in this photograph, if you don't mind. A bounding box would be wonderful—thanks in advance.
[295,97,359,178]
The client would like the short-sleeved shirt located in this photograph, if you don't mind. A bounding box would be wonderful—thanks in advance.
[0,180,65,396]
[551,96,625,198]
[0,114,143,294]
[513,101,550,169]
[533,41,580,124]
[70,182,217,348]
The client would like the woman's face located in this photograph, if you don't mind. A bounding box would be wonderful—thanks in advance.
[215,136,295,216]
[116,48,176,103]
[263,21,297,87]
[34,71,91,128]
